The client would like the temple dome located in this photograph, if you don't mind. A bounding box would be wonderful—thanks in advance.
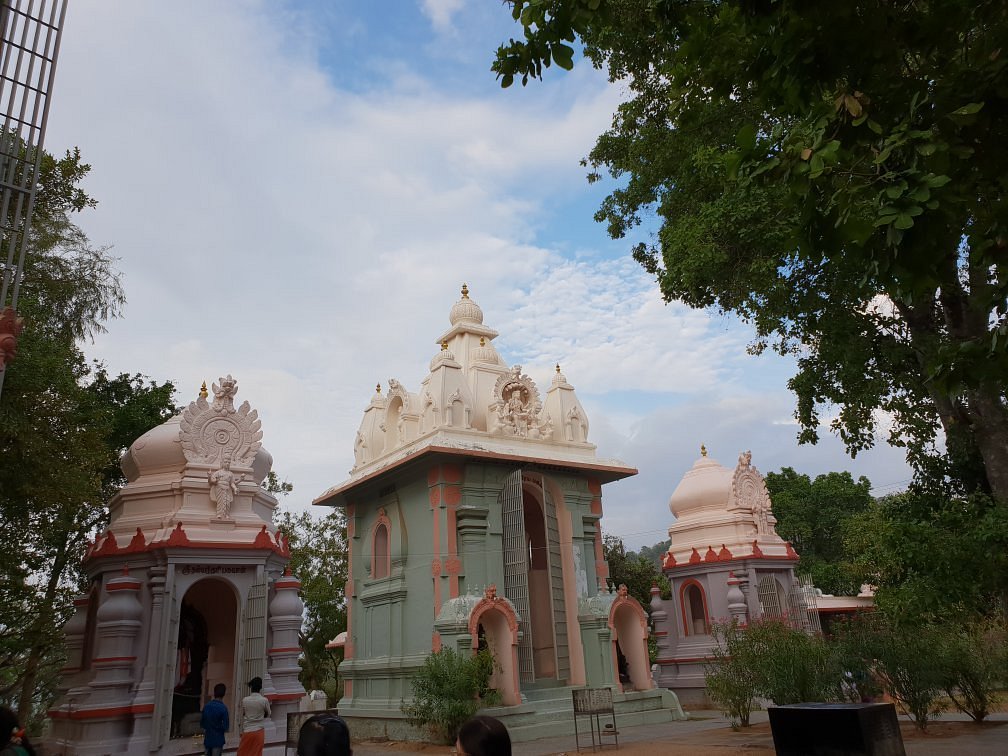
[121,415,186,482]
[448,283,483,326]
[668,450,733,519]
[121,412,273,485]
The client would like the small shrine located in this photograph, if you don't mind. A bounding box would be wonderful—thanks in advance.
[649,447,810,705]
[315,285,685,741]
[47,376,305,755]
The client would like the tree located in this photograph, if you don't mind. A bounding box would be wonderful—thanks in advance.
[0,146,177,728]
[494,1,1008,501]
[603,533,659,607]
[846,487,1008,622]
[764,468,872,595]
[275,508,348,694]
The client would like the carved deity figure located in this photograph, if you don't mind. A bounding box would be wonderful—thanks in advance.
[211,375,239,414]
[504,387,531,435]
[209,458,240,519]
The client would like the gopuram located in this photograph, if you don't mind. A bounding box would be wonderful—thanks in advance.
[315,285,685,741]
[650,447,810,705]
[47,377,305,755]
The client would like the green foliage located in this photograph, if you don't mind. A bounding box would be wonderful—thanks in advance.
[835,614,949,730]
[846,488,1008,622]
[0,145,176,730]
[745,619,843,706]
[765,467,872,595]
[704,620,759,727]
[275,508,348,692]
[939,617,1008,722]
[706,618,842,726]
[402,649,502,744]
[495,0,1008,502]
[603,533,660,607]
[631,538,671,571]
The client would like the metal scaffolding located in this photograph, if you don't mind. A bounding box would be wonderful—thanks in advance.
[0,0,68,398]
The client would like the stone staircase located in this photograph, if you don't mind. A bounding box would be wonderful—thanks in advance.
[481,684,687,744]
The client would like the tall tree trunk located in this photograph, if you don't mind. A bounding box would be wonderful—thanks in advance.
[17,537,69,725]
[968,386,1008,503]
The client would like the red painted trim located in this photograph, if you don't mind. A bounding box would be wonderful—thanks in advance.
[266,692,303,702]
[91,656,137,663]
[704,546,719,562]
[106,582,141,592]
[314,445,637,505]
[268,647,300,654]
[47,703,153,720]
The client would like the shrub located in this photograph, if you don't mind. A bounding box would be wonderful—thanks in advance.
[940,617,1007,722]
[705,620,760,727]
[837,614,948,730]
[744,618,842,705]
[402,648,501,743]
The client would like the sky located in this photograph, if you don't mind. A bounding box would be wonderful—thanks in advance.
[43,1,912,550]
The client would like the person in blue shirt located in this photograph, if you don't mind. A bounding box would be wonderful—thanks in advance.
[200,683,230,756]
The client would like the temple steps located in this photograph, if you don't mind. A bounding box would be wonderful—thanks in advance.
[481,686,686,744]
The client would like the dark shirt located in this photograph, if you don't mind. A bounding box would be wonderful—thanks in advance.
[200,698,229,748]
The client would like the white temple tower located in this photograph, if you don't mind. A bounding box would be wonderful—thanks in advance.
[47,376,304,755]
[650,447,805,706]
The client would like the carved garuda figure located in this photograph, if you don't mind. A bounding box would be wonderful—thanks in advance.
[180,374,263,469]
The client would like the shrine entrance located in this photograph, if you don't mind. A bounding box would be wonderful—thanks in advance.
[172,578,238,738]
[499,470,570,686]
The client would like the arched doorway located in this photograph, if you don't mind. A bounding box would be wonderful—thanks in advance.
[498,470,570,687]
[610,601,652,692]
[472,607,520,705]
[172,578,238,738]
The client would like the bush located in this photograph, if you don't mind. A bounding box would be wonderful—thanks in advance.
[940,617,1008,722]
[744,618,842,705]
[705,620,760,727]
[837,614,948,730]
[402,649,501,743]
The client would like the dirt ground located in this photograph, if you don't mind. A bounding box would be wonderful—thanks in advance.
[362,719,1008,755]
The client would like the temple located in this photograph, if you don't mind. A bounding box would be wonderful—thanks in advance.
[48,377,304,755]
[650,447,812,705]
[315,285,685,740]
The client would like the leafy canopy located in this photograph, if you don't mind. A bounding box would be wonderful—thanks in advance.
[494,1,1008,501]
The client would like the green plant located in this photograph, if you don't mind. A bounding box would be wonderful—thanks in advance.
[745,618,843,705]
[940,617,1007,722]
[705,620,760,727]
[402,648,501,743]
[838,614,948,730]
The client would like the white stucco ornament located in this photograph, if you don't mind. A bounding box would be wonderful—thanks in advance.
[179,374,263,468]
[490,365,553,439]
[728,449,776,535]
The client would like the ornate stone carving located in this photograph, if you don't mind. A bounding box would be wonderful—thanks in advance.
[484,584,497,601]
[180,375,262,468]
[208,458,241,519]
[489,366,551,439]
[729,449,775,535]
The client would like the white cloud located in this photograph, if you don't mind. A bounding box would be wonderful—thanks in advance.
[40,1,911,532]
[420,0,466,33]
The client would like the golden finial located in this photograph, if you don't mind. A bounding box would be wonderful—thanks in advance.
[700,444,708,457]
[556,363,561,373]
[479,336,486,346]
[199,381,208,399]
[441,340,449,350]
[461,283,469,299]
[375,383,381,394]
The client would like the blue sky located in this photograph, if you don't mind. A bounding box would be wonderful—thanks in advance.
[42,1,911,550]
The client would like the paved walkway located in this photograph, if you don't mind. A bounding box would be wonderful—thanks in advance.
[350,709,1008,755]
